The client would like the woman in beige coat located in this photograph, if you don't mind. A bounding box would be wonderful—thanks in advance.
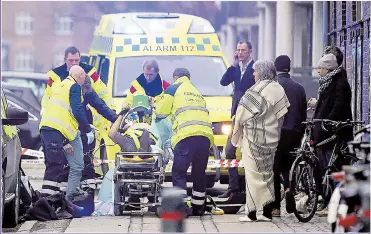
[231,60,290,222]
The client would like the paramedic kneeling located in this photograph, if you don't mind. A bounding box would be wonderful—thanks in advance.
[39,65,94,200]
[155,68,214,216]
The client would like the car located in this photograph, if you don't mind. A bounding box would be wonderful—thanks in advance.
[5,91,42,152]
[1,87,29,228]
[3,83,42,151]
[1,71,48,102]
[2,83,41,110]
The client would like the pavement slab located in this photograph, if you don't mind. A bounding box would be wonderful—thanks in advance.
[2,166,331,233]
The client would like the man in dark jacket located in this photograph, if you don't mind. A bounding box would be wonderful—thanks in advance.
[219,39,255,198]
[272,55,307,216]
[310,47,352,216]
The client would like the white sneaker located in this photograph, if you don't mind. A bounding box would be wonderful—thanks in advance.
[257,215,272,222]
[239,215,255,222]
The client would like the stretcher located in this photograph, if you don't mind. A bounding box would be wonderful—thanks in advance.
[113,95,165,215]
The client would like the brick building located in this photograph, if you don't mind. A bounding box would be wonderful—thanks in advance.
[326,1,370,124]
[1,1,103,73]
[1,1,219,73]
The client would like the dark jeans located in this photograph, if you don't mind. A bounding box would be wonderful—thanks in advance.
[273,130,302,209]
[315,147,333,196]
[225,134,245,192]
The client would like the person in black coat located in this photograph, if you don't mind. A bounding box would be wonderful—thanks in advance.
[218,39,255,199]
[272,55,307,216]
[309,49,352,216]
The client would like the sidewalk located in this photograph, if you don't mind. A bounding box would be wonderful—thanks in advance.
[12,213,329,233]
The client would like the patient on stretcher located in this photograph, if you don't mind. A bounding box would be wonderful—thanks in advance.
[108,96,161,164]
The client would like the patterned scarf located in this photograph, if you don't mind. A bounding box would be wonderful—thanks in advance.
[317,67,342,99]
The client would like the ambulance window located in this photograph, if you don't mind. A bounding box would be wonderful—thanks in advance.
[113,56,233,97]
[99,58,110,85]
[90,56,97,67]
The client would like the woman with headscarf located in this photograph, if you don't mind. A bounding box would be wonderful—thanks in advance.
[231,60,290,222]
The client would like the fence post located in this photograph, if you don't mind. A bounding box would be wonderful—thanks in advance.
[160,187,186,232]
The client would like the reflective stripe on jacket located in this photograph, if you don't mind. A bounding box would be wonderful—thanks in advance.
[41,63,114,111]
[123,129,158,150]
[126,74,169,106]
[39,77,82,141]
[155,76,214,148]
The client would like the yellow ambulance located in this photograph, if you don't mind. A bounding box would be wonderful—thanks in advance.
[87,12,243,187]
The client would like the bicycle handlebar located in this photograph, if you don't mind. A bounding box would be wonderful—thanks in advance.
[302,119,364,126]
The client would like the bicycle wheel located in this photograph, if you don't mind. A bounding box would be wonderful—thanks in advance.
[289,154,319,222]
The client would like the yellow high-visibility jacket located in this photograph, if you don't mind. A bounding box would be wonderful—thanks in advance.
[41,62,114,111]
[39,77,85,141]
[126,73,170,106]
[155,76,214,148]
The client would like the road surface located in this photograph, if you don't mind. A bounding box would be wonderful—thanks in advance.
[2,163,330,233]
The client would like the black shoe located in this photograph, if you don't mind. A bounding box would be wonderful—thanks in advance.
[285,191,295,214]
[218,190,234,198]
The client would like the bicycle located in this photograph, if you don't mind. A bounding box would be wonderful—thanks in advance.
[288,119,363,222]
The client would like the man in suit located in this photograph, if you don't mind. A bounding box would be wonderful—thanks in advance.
[219,39,255,199]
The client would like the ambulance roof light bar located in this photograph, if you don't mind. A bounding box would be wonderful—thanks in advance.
[188,17,215,34]
[137,13,179,19]
[113,18,145,35]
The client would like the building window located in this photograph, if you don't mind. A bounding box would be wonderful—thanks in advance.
[341,1,347,27]
[352,1,362,22]
[53,53,65,67]
[15,12,33,35]
[2,42,10,71]
[55,13,73,35]
[14,52,34,72]
[332,2,337,31]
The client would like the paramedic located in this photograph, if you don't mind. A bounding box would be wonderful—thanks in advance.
[40,46,116,193]
[127,59,170,105]
[155,68,214,216]
[39,65,94,200]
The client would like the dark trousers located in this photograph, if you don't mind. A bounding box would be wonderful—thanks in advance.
[40,129,69,195]
[273,130,302,209]
[172,136,210,211]
[314,147,333,196]
[225,134,245,192]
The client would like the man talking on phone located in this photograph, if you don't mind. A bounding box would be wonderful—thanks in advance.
[219,39,255,199]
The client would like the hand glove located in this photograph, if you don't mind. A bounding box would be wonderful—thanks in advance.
[122,101,130,111]
[63,143,74,155]
[308,98,317,108]
[90,124,98,133]
[86,131,95,145]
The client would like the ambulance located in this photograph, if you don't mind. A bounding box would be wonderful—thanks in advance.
[86,12,243,188]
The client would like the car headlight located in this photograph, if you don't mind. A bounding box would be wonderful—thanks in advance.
[221,123,232,136]
[212,122,232,136]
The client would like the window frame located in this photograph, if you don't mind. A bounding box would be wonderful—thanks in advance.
[15,11,33,35]
[14,51,34,72]
[54,13,73,36]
